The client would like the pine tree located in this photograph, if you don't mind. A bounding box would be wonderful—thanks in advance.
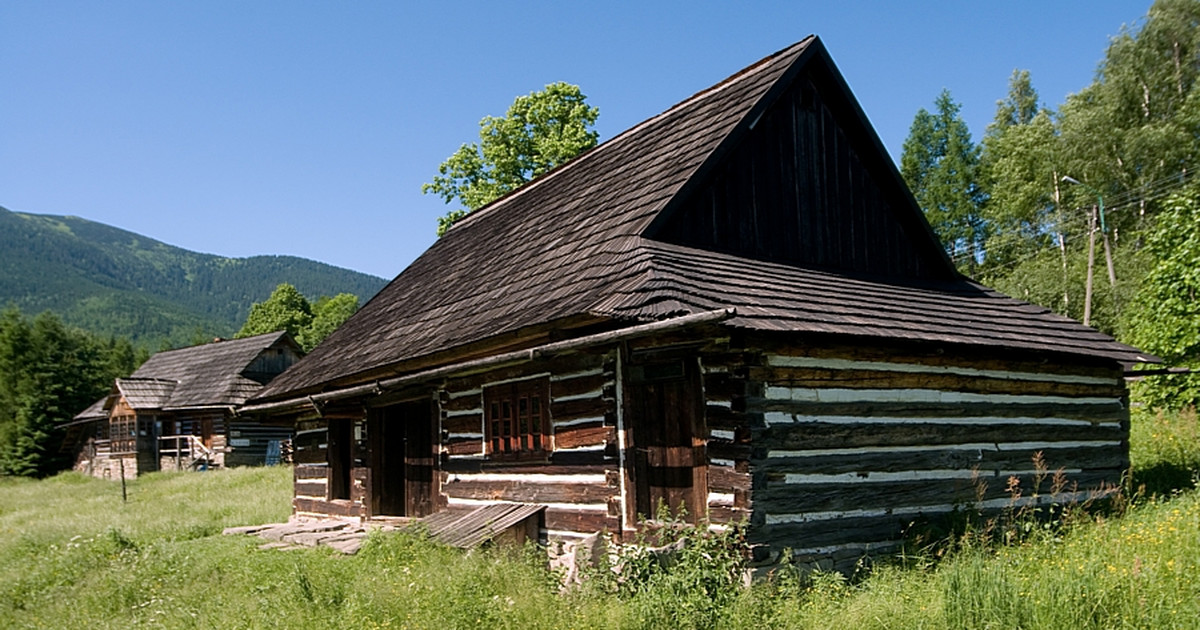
[900,90,987,274]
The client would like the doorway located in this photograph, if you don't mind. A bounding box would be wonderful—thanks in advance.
[627,356,707,524]
[368,398,436,517]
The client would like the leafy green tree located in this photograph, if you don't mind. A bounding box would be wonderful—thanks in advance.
[423,82,600,236]
[978,72,1067,282]
[901,89,987,274]
[298,293,359,352]
[235,284,359,352]
[1128,189,1200,409]
[235,283,313,341]
[1056,0,1200,233]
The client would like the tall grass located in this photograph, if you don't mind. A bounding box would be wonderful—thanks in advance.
[1130,407,1200,496]
[1,408,1198,629]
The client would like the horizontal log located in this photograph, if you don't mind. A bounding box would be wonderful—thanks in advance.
[748,513,912,548]
[704,405,749,430]
[294,481,326,497]
[758,477,976,515]
[294,464,329,479]
[551,397,610,423]
[551,371,610,399]
[749,400,1127,423]
[702,372,747,401]
[441,394,482,413]
[756,445,1128,476]
[441,460,612,476]
[544,508,619,534]
[551,449,608,466]
[445,353,603,392]
[759,421,1125,451]
[752,366,1125,398]
[707,505,751,525]
[445,440,483,456]
[442,478,615,504]
[443,415,483,434]
[292,448,326,466]
[708,465,751,493]
[293,497,364,518]
[555,425,612,450]
[707,442,752,461]
[758,339,1120,380]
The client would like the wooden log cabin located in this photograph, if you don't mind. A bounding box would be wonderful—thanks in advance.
[243,37,1153,568]
[65,331,302,479]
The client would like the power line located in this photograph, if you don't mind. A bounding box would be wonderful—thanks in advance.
[947,170,1194,270]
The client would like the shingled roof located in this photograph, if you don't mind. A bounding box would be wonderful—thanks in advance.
[255,37,1149,403]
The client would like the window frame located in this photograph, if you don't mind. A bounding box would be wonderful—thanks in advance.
[483,377,550,461]
[110,413,137,454]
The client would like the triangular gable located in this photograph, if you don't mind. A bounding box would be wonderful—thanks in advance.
[647,39,954,279]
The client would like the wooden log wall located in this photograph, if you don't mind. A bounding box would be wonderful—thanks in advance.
[744,341,1129,562]
[223,420,293,467]
[291,415,369,519]
[699,347,754,528]
[439,350,621,540]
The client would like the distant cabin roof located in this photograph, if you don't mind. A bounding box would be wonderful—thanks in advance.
[255,37,1149,403]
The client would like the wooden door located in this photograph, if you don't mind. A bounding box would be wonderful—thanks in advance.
[368,398,436,517]
[403,398,436,517]
[368,409,405,516]
[199,417,214,448]
[628,357,706,523]
[328,419,353,500]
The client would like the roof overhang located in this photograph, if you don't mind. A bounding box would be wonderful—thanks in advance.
[240,308,736,417]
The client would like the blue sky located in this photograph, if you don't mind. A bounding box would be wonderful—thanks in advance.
[2,1,1150,281]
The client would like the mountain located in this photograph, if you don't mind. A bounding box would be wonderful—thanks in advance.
[0,206,388,347]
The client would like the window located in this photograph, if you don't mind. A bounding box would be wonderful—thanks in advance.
[110,414,136,454]
[484,378,549,459]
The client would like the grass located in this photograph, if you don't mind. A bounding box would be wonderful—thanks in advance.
[1,408,1199,629]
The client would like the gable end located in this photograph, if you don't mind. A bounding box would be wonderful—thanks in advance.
[648,43,955,280]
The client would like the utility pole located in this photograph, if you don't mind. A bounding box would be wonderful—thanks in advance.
[1084,206,1097,327]
[1063,176,1116,327]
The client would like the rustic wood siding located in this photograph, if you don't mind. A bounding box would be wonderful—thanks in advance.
[223,420,293,467]
[657,67,947,279]
[745,342,1129,561]
[439,351,621,538]
[700,349,753,526]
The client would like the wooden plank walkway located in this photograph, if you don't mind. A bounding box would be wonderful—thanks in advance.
[224,502,545,554]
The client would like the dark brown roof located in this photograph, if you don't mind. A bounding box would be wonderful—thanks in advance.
[255,37,1147,403]
[114,378,178,409]
[593,240,1152,362]
[130,331,294,409]
[73,397,108,422]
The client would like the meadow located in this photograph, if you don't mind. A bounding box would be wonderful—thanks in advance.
[1,408,1197,630]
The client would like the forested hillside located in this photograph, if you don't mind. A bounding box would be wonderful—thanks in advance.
[0,206,387,347]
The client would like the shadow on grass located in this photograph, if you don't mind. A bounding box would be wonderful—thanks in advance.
[1132,462,1199,498]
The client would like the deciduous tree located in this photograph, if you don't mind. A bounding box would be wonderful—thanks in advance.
[298,293,359,352]
[235,283,358,352]
[235,283,312,341]
[423,82,599,236]
[1128,189,1200,409]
